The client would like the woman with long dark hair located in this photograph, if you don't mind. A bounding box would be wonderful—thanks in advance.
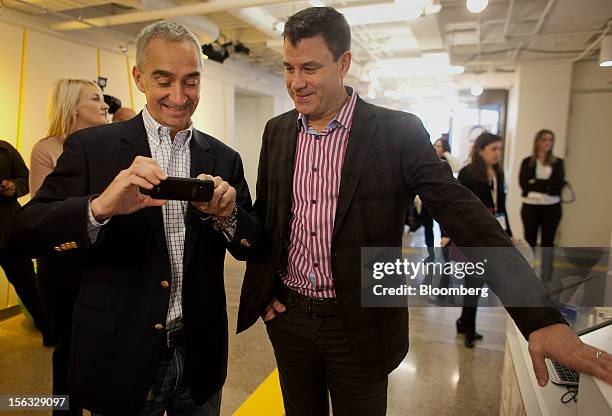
[454,133,512,348]
[519,129,564,249]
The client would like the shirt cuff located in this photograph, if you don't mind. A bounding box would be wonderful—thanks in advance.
[87,197,110,244]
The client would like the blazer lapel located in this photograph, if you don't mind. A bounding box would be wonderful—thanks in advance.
[183,130,217,271]
[278,112,299,235]
[332,98,378,242]
[119,114,168,254]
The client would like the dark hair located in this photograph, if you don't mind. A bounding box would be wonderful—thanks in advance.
[468,132,503,184]
[530,129,557,166]
[283,7,351,61]
[434,138,451,153]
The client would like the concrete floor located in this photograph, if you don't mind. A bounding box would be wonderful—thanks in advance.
[0,229,506,415]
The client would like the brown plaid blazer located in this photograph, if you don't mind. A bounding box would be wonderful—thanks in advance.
[238,95,565,378]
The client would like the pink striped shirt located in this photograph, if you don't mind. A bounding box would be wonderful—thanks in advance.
[282,89,358,299]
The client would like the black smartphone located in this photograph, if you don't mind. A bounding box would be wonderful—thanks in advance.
[141,177,214,202]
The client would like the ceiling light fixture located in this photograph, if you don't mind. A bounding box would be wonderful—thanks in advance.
[201,41,231,63]
[470,83,483,96]
[466,0,488,14]
[599,33,612,67]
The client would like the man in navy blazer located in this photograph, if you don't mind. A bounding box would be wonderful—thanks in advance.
[8,21,263,415]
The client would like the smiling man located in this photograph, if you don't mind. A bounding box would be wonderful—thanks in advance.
[238,7,612,416]
[8,21,263,416]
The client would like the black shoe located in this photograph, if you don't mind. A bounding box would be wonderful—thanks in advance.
[456,319,483,340]
[464,338,476,349]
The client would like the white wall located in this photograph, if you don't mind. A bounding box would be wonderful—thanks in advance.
[504,61,573,242]
[503,58,612,246]
[234,94,277,194]
[559,61,612,246]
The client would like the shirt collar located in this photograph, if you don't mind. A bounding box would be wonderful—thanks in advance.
[296,86,357,133]
[142,105,193,147]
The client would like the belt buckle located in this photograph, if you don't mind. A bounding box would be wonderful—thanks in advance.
[306,298,315,317]
[166,326,181,348]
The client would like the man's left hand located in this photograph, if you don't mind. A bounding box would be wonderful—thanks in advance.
[0,180,16,197]
[528,323,612,386]
[192,174,236,217]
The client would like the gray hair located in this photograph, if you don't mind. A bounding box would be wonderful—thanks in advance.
[135,20,201,69]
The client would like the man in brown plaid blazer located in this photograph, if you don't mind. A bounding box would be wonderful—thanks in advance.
[237,7,612,416]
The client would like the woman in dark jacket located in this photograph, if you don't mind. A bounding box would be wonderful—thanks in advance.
[519,129,564,249]
[453,133,512,348]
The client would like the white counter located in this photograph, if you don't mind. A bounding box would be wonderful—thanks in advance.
[502,314,612,416]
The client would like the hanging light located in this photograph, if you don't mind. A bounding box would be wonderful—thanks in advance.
[466,0,489,14]
[599,34,612,67]
[470,83,483,96]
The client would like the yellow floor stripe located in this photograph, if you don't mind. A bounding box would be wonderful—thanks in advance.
[233,368,284,416]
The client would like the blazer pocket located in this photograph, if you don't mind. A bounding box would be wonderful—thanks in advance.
[73,303,117,335]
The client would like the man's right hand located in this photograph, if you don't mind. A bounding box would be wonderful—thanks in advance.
[262,298,287,322]
[91,156,168,221]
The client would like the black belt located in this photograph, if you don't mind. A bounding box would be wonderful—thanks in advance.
[164,326,184,349]
[276,284,345,317]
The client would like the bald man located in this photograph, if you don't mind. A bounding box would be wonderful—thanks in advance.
[112,107,137,123]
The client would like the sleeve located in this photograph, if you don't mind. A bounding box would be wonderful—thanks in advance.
[223,150,267,261]
[532,159,565,195]
[29,141,55,197]
[7,134,94,258]
[400,116,565,339]
[520,158,565,195]
[7,142,29,198]
[502,182,513,238]
[518,157,534,195]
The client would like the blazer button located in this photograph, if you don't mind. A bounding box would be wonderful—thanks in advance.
[154,323,164,330]
[160,280,170,289]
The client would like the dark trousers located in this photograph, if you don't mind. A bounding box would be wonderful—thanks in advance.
[458,278,485,341]
[266,309,388,416]
[521,203,562,248]
[37,257,83,416]
[0,250,50,338]
[521,203,562,285]
[421,206,434,249]
[91,346,221,416]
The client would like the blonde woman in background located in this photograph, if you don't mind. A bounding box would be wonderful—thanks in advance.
[30,78,108,416]
[30,79,108,194]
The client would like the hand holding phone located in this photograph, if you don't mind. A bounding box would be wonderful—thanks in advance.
[191,174,236,217]
[140,177,214,202]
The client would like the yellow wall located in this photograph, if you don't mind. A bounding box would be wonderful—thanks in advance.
[0,20,144,161]
[0,23,23,148]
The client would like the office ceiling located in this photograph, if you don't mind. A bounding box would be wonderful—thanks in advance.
[4,0,612,108]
